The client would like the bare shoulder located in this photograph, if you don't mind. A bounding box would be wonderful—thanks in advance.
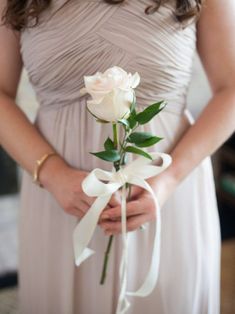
[196,0,235,92]
[197,0,235,41]
[0,0,23,99]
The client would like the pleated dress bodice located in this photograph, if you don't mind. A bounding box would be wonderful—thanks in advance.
[19,0,197,116]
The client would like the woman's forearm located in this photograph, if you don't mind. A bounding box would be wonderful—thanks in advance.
[0,91,68,185]
[158,88,235,186]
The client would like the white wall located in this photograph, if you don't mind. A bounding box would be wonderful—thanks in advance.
[187,53,212,118]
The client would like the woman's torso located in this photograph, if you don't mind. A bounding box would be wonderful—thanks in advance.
[19,0,197,116]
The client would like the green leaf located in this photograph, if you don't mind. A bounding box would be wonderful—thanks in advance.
[127,111,137,129]
[90,150,121,162]
[127,132,163,147]
[104,137,115,151]
[127,132,154,143]
[117,118,130,129]
[135,137,163,147]
[135,101,166,125]
[124,146,153,160]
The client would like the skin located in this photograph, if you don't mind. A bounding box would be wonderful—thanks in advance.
[0,0,235,237]
[100,0,235,234]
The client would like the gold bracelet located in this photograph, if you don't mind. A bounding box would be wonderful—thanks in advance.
[32,152,58,188]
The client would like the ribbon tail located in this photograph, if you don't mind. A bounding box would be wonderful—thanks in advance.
[73,194,112,266]
[126,178,162,297]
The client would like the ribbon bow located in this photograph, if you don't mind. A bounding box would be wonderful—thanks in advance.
[73,151,172,314]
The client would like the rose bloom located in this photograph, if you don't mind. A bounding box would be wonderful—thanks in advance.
[80,66,140,122]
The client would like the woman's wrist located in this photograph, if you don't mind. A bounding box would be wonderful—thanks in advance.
[38,154,70,191]
[148,166,178,190]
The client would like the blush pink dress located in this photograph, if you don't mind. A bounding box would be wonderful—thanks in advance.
[18,0,221,313]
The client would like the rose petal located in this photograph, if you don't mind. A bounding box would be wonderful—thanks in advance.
[87,92,118,122]
[79,87,87,95]
[130,72,140,88]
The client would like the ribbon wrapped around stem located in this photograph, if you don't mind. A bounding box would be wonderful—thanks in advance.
[73,151,172,314]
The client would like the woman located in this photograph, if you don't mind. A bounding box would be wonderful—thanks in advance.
[0,0,234,313]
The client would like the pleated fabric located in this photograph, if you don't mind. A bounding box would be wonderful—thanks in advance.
[18,0,221,313]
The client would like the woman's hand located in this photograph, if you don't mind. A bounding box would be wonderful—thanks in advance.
[98,172,178,235]
[40,156,121,219]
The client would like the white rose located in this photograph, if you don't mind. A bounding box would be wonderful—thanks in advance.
[79,66,140,122]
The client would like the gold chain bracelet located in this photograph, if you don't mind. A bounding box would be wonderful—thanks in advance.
[32,152,58,188]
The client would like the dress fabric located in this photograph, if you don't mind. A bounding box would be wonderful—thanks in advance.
[18,0,221,313]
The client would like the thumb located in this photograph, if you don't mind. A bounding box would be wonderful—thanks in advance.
[108,190,122,208]
[128,184,144,200]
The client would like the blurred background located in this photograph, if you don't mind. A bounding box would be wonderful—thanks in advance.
[0,53,234,314]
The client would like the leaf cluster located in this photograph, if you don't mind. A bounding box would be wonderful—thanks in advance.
[90,99,167,162]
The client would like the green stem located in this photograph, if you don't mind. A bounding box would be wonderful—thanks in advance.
[126,182,132,201]
[119,122,139,165]
[100,123,120,285]
[112,122,118,148]
[100,182,132,285]
[100,122,136,284]
[100,235,114,285]
[113,123,120,171]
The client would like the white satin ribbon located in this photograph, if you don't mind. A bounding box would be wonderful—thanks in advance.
[73,151,172,313]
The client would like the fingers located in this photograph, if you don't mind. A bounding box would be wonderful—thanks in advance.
[100,214,150,235]
[73,186,148,226]
[99,193,157,234]
[108,191,122,207]
[71,191,118,224]
[82,190,121,211]
[97,192,122,224]
[66,204,85,219]
[100,199,146,221]
[66,199,90,219]
[82,193,97,207]
[76,199,89,215]
[79,197,111,224]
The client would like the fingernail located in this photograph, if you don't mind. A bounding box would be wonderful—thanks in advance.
[110,217,119,221]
